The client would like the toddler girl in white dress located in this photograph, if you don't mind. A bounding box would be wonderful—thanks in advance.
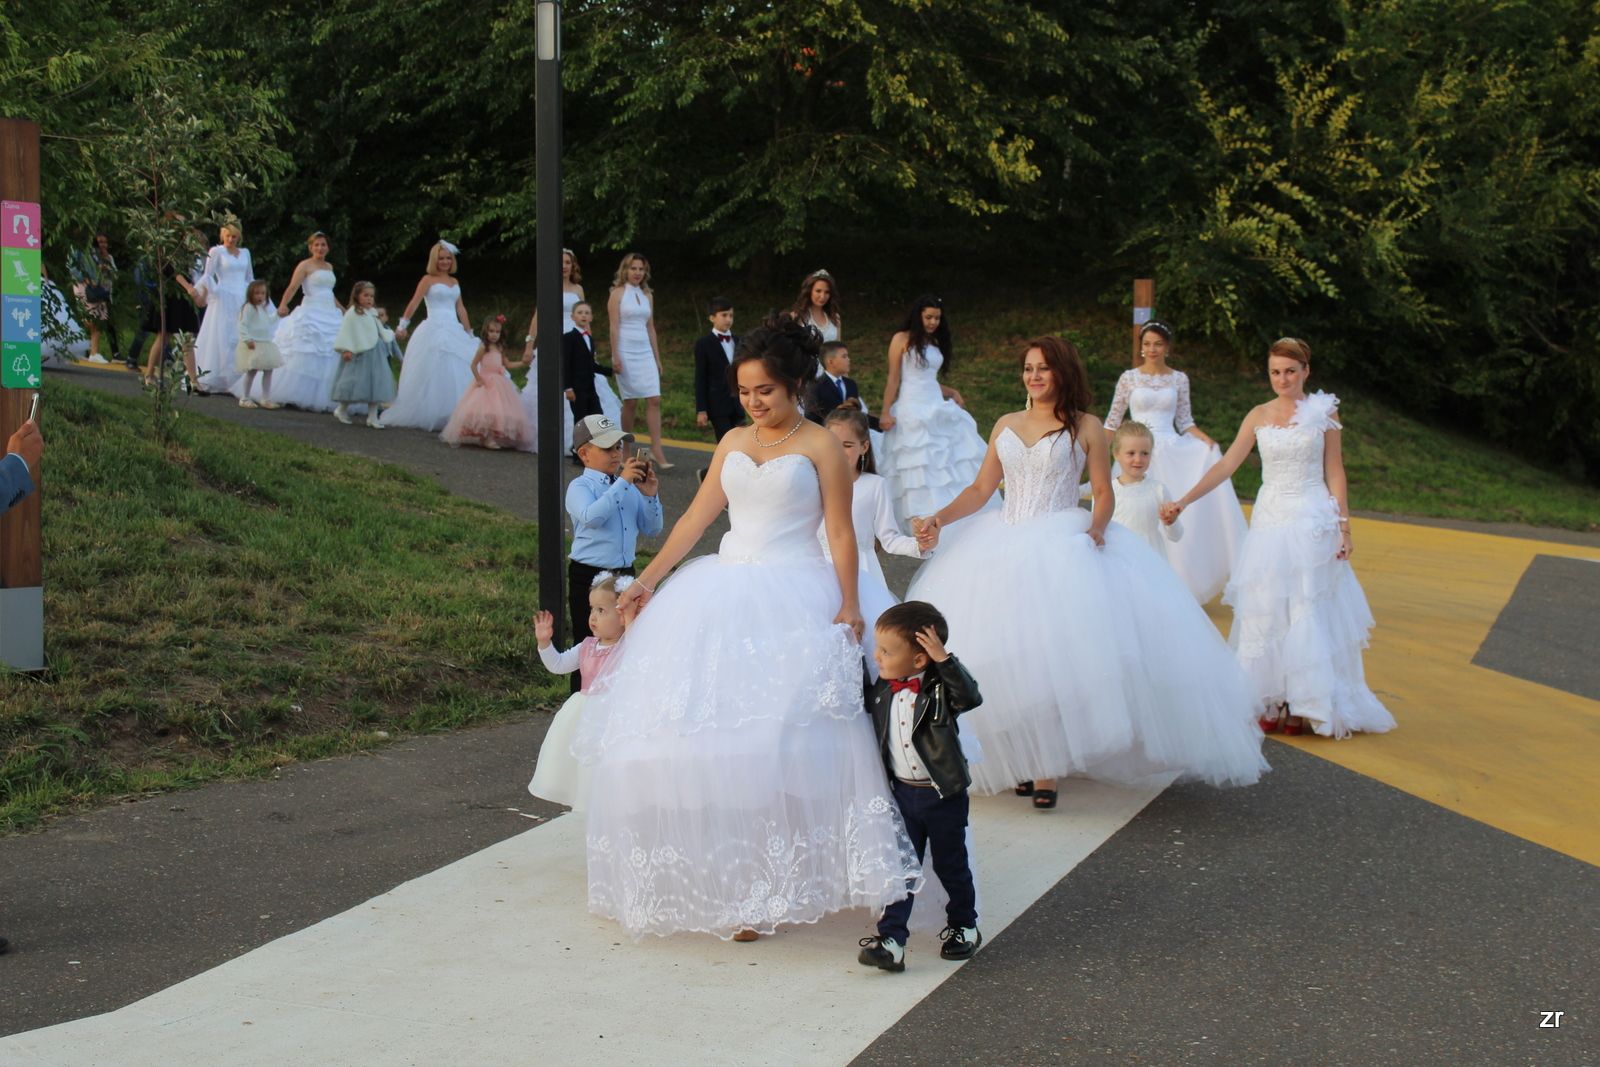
[1108,422,1183,562]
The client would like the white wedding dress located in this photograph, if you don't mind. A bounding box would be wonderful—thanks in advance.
[818,472,923,670]
[1105,369,1247,602]
[241,268,340,409]
[1224,393,1395,738]
[908,426,1268,791]
[576,451,920,940]
[877,343,988,524]
[383,283,478,431]
[192,245,252,394]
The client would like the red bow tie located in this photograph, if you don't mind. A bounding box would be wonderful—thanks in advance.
[582,330,591,336]
[888,677,921,695]
[717,333,732,341]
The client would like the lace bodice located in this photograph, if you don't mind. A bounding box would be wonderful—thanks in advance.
[423,282,461,321]
[201,246,253,299]
[997,426,1086,524]
[1252,392,1341,526]
[898,342,945,405]
[719,453,828,564]
[1104,369,1195,436]
[299,269,337,310]
[619,285,652,332]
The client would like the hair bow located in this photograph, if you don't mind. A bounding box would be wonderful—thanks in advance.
[613,576,636,593]
[496,314,505,322]
[438,239,460,255]
[590,570,616,589]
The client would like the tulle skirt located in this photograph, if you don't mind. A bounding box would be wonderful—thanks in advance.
[242,303,342,410]
[528,693,592,809]
[1141,432,1247,602]
[878,392,989,525]
[519,374,621,454]
[234,339,283,372]
[329,345,398,405]
[1225,490,1395,738]
[575,552,921,940]
[384,318,478,431]
[907,506,1268,791]
[440,373,533,449]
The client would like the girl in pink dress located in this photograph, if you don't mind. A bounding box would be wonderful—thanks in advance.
[440,314,532,449]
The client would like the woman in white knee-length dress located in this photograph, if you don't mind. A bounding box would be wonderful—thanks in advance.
[1170,337,1395,740]
[608,252,671,468]
[385,240,478,431]
[239,232,342,411]
[1103,320,1247,602]
[190,223,252,395]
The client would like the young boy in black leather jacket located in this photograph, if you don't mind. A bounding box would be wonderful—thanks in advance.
[857,601,983,973]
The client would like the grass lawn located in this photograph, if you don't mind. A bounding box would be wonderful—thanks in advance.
[0,381,559,833]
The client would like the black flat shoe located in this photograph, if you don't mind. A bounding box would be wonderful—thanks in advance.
[1032,789,1058,810]
[857,936,905,973]
[1014,781,1034,797]
[939,925,982,960]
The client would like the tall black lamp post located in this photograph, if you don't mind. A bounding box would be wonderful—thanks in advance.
[535,0,566,641]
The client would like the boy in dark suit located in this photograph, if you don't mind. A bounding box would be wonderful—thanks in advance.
[856,601,983,974]
[804,341,878,428]
[693,296,743,482]
[560,301,613,422]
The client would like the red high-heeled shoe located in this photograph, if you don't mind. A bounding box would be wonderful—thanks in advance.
[1258,717,1280,734]
[1280,717,1305,736]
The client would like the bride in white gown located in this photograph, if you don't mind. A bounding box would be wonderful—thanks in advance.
[573,313,920,941]
[385,241,478,431]
[1169,337,1394,739]
[1104,321,1247,602]
[909,336,1267,806]
[238,232,341,410]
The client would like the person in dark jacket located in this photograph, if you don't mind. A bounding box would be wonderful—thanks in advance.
[856,600,983,973]
[560,300,613,422]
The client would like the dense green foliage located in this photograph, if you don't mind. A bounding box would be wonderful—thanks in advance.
[6,0,1598,482]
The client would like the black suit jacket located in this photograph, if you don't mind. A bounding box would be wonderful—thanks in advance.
[804,373,878,429]
[562,327,610,401]
[693,332,741,419]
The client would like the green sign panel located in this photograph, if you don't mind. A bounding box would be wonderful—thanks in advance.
[1,340,40,388]
[1,248,40,297]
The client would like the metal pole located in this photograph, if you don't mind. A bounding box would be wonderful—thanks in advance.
[535,2,566,643]
[1132,277,1153,366]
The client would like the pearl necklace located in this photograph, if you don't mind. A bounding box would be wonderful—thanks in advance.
[754,416,806,448]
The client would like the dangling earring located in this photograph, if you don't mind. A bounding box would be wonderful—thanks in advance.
[1025,394,1034,411]
[858,452,868,472]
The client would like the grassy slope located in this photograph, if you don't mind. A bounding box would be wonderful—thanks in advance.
[460,273,1597,531]
[0,382,560,831]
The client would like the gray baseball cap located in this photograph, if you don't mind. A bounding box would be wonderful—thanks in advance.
[572,414,633,451]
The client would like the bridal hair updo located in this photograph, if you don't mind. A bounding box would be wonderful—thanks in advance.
[1269,337,1312,367]
[729,311,821,397]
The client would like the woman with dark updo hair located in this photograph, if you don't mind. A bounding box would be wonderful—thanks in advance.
[572,311,920,943]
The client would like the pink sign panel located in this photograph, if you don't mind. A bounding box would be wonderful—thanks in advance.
[1,201,41,250]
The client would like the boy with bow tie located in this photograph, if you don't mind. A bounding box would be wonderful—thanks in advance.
[693,296,744,440]
[561,301,614,422]
[857,601,984,973]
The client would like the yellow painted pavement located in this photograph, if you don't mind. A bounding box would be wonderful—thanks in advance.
[1205,514,1600,867]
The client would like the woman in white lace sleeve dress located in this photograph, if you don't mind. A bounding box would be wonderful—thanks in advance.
[908,337,1266,811]
[1169,337,1394,740]
[1103,321,1246,602]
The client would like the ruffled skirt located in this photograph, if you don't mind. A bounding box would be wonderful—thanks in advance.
[878,392,988,525]
[528,693,592,809]
[908,507,1268,791]
[440,373,533,449]
[1225,491,1395,738]
[575,553,920,939]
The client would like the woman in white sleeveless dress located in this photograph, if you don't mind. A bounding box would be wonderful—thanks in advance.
[792,268,841,344]
[574,313,919,940]
[190,223,252,395]
[1104,321,1247,602]
[608,252,672,468]
[385,241,478,431]
[518,250,621,454]
[877,295,987,525]
[909,336,1267,808]
[1169,337,1395,739]
[239,232,342,411]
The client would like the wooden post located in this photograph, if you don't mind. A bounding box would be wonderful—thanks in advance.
[0,117,44,670]
[1131,278,1154,366]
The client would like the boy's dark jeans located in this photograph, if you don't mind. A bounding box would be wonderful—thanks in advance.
[876,780,977,945]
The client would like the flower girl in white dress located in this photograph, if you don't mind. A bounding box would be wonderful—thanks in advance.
[1104,321,1247,602]
[385,240,478,431]
[819,404,925,671]
[575,313,919,941]
[909,337,1267,809]
[876,296,988,525]
[1167,337,1395,739]
[1108,422,1184,562]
